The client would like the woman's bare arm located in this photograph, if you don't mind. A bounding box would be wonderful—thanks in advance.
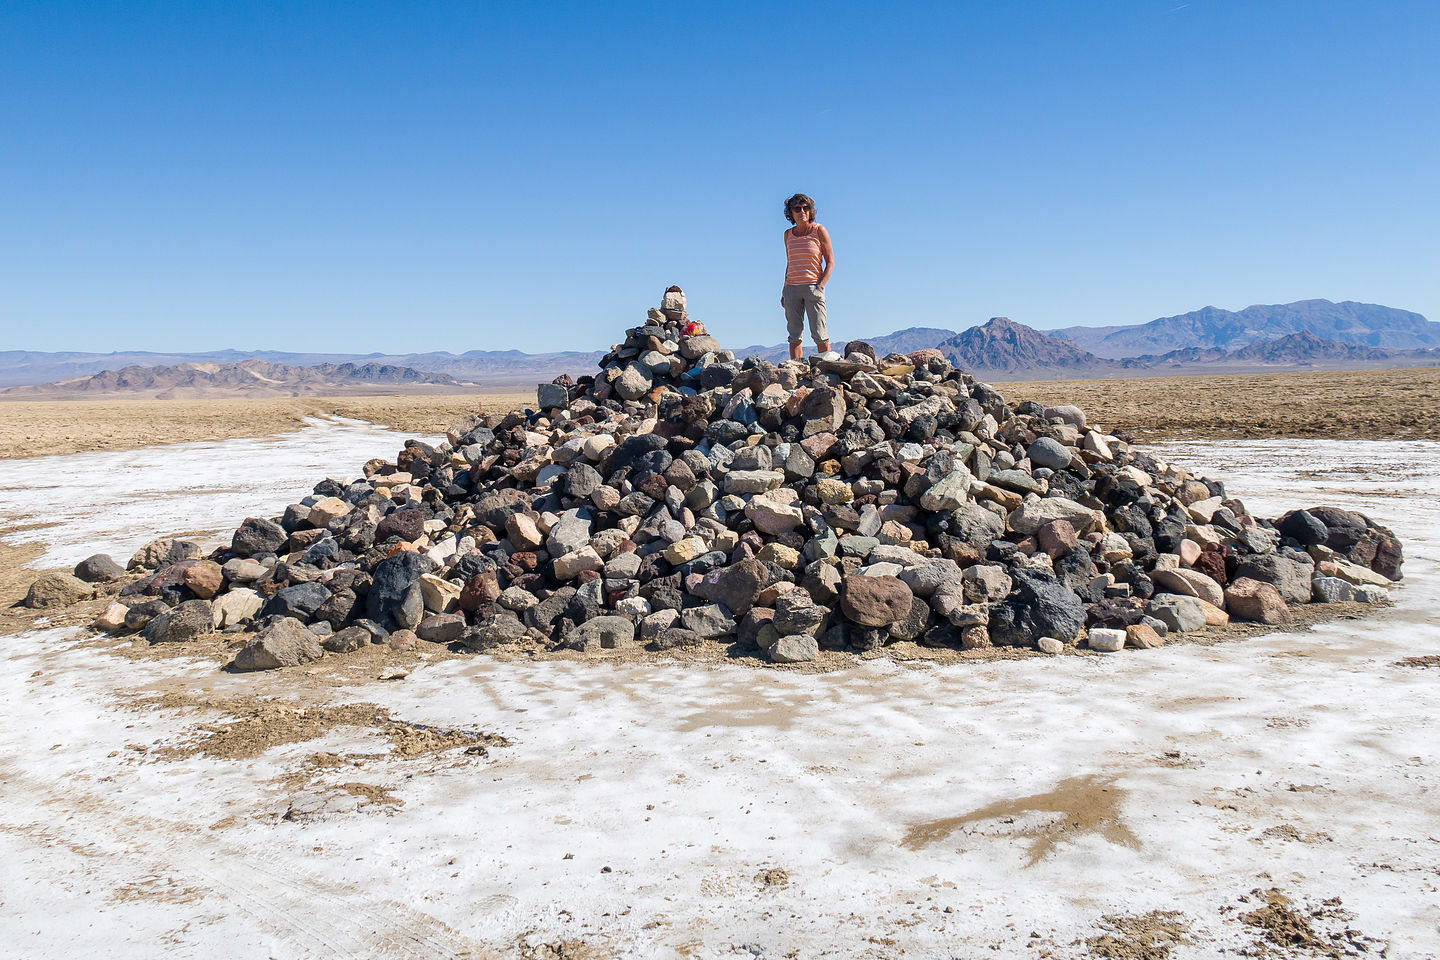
[817,225,834,289]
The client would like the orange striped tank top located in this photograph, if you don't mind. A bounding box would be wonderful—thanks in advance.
[785,226,823,284]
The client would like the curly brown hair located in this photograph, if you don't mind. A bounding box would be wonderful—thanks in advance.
[784,193,816,225]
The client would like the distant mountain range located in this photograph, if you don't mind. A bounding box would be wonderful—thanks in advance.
[1051,299,1440,358]
[3,299,1436,392]
[0,359,465,399]
[0,348,605,389]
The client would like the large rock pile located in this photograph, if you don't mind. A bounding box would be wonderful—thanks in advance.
[89,308,1405,669]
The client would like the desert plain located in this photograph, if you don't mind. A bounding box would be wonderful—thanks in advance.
[1,365,1437,462]
[1,366,1438,958]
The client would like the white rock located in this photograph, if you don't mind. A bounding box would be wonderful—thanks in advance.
[212,588,264,628]
[615,597,652,619]
[1089,627,1126,652]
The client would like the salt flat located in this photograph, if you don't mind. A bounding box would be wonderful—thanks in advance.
[1,429,1438,958]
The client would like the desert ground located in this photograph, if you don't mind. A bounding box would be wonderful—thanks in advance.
[0,392,525,460]
[0,366,1436,460]
[1,370,1438,957]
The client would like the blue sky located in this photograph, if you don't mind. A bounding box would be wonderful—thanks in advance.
[2,1,1436,354]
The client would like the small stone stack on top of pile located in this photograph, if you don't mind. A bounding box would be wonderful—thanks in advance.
[82,292,1404,670]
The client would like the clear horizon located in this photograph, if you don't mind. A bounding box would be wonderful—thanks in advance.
[3,2,1436,354]
[0,296,1429,359]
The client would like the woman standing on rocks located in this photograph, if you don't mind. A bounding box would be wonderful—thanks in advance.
[781,193,833,361]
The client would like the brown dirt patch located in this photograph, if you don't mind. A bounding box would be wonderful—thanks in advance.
[1237,889,1349,957]
[753,866,791,889]
[148,691,511,761]
[1085,910,1190,959]
[1257,823,1333,844]
[1395,654,1440,669]
[0,391,529,460]
[900,774,1137,865]
[1000,366,1440,440]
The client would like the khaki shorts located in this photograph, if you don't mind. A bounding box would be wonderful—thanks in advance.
[782,283,827,344]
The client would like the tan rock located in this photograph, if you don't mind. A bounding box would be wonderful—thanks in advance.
[1125,623,1166,649]
[755,581,798,606]
[960,624,991,650]
[93,602,129,632]
[307,496,352,527]
[505,513,544,551]
[418,574,462,613]
[212,588,264,628]
[1197,599,1230,627]
[556,545,606,578]
[757,543,801,570]
[663,538,707,565]
[1151,567,1225,608]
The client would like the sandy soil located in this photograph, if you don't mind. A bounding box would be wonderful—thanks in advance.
[1001,365,1440,440]
[0,392,530,460]
[1,366,1437,461]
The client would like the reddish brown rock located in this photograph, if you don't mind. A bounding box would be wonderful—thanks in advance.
[839,575,913,627]
[181,560,225,600]
[1193,547,1227,586]
[1224,577,1292,625]
[1035,519,1078,559]
[458,571,501,612]
[387,628,420,651]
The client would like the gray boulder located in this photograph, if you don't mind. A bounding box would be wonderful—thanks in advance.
[230,617,324,671]
[568,615,637,651]
[1027,437,1072,470]
[945,503,1006,547]
[143,599,213,643]
[681,604,737,639]
[24,573,94,608]
[323,625,373,653]
[463,613,528,651]
[1233,554,1313,605]
[1148,594,1207,633]
[231,517,287,557]
[769,635,819,663]
[73,554,124,583]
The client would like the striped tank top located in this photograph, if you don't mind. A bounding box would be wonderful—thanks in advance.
[785,226,823,284]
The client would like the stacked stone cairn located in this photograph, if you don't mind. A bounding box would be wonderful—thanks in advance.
[85,308,1405,670]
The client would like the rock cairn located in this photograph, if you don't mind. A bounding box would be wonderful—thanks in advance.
[85,307,1405,669]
